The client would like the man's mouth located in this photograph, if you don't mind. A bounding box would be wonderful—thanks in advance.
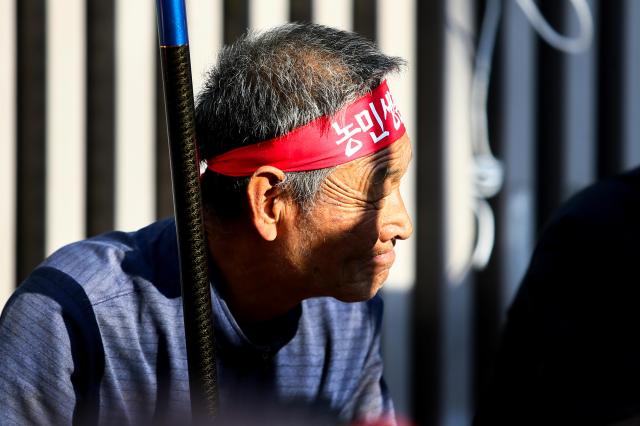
[370,249,396,268]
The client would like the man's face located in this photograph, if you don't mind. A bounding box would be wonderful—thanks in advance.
[286,135,413,302]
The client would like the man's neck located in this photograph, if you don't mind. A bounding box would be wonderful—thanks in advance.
[207,223,308,325]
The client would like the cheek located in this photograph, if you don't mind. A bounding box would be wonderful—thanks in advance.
[334,210,381,248]
[302,205,381,266]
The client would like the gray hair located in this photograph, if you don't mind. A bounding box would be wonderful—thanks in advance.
[195,22,404,219]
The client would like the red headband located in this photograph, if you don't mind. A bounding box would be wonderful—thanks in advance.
[206,80,406,176]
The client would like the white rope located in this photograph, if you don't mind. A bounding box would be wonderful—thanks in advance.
[471,198,496,270]
[467,0,594,271]
[516,0,594,54]
[469,0,503,270]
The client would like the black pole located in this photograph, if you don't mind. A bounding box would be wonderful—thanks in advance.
[155,0,218,420]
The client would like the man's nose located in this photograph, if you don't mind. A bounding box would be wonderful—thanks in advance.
[379,188,413,242]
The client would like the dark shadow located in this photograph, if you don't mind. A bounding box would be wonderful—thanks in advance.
[476,167,640,425]
[153,335,172,423]
[18,266,106,425]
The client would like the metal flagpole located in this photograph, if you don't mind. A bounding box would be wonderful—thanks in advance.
[155,0,219,420]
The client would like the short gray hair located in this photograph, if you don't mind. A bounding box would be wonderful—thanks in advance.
[195,22,404,219]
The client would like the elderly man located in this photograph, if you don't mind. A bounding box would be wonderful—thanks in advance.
[0,23,412,425]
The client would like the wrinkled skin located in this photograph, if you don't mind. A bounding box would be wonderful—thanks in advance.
[208,135,413,322]
[284,134,414,302]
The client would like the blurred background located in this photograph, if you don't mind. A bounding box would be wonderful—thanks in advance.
[1,0,639,425]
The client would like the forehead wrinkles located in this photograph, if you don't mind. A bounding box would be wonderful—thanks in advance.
[320,137,412,203]
[328,151,396,200]
[321,170,370,204]
[358,139,411,187]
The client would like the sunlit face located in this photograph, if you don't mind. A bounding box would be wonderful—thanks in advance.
[286,135,413,302]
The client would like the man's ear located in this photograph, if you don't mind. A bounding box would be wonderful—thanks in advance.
[246,166,287,241]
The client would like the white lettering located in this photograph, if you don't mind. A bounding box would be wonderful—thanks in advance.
[332,121,363,157]
[367,102,389,143]
[380,91,403,130]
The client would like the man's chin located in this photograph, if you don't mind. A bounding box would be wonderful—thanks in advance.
[335,270,389,302]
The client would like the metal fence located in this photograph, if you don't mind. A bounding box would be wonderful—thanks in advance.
[1,0,639,425]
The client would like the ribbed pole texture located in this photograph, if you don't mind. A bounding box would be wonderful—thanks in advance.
[156,0,218,420]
